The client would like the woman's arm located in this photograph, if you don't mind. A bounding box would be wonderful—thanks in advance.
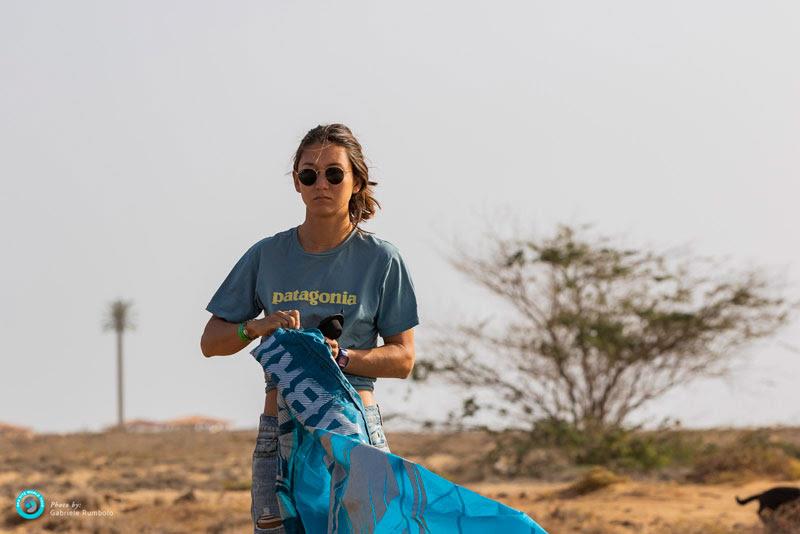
[201,316,250,357]
[339,328,415,379]
[200,311,300,357]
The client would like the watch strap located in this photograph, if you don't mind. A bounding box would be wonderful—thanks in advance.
[335,348,350,370]
[238,322,255,342]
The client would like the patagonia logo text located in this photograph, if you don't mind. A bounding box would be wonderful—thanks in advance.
[272,290,357,306]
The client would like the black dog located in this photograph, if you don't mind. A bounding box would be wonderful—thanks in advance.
[736,487,800,515]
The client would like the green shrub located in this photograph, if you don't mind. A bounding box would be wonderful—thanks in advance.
[524,418,702,472]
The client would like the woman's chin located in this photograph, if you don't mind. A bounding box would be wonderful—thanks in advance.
[306,205,346,218]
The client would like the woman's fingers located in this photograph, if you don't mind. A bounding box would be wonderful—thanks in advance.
[324,337,339,358]
[274,310,300,329]
[287,310,300,329]
[273,311,290,328]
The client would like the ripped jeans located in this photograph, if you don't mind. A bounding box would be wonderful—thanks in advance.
[251,405,390,533]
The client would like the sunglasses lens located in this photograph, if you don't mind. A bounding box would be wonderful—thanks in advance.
[298,169,317,186]
[326,167,345,184]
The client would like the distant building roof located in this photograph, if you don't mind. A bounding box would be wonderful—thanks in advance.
[166,415,230,427]
[124,419,165,428]
[106,416,231,433]
[160,415,231,432]
[0,422,34,437]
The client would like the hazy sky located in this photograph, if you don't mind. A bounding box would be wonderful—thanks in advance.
[2,1,798,433]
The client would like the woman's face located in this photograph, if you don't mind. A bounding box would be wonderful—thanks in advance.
[294,143,360,220]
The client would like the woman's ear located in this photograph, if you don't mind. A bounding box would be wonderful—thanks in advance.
[352,179,362,195]
[293,172,301,193]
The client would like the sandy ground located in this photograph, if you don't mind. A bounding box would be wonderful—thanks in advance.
[475,479,772,533]
[0,429,786,533]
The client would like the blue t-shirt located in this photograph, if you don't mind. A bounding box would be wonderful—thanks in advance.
[206,226,419,392]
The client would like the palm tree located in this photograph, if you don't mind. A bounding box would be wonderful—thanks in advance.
[104,299,135,428]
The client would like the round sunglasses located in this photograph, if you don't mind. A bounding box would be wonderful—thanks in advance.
[297,166,346,186]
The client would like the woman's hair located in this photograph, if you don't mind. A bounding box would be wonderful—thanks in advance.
[292,124,380,230]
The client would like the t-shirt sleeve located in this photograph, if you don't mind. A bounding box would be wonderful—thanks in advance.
[376,250,420,337]
[206,243,264,323]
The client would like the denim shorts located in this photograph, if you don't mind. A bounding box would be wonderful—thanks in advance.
[251,404,389,533]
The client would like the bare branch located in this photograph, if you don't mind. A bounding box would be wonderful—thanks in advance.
[421,223,794,432]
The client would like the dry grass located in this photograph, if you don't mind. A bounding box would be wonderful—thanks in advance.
[560,467,627,497]
[1,427,798,532]
[689,430,800,484]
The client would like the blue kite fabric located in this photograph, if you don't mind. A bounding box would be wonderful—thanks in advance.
[251,328,548,534]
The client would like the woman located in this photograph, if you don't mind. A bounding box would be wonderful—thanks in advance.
[200,124,419,533]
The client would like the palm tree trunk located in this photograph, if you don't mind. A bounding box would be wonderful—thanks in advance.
[117,329,124,427]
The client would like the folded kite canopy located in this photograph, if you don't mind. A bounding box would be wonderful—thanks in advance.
[252,328,548,534]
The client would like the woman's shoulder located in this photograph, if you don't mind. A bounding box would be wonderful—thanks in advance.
[352,231,405,262]
[246,228,295,256]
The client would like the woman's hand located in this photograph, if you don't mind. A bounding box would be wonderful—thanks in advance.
[250,310,301,338]
[324,337,339,358]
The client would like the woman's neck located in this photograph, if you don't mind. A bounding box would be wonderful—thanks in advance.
[297,217,355,253]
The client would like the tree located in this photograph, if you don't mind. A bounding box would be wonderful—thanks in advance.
[103,299,135,428]
[416,224,794,433]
